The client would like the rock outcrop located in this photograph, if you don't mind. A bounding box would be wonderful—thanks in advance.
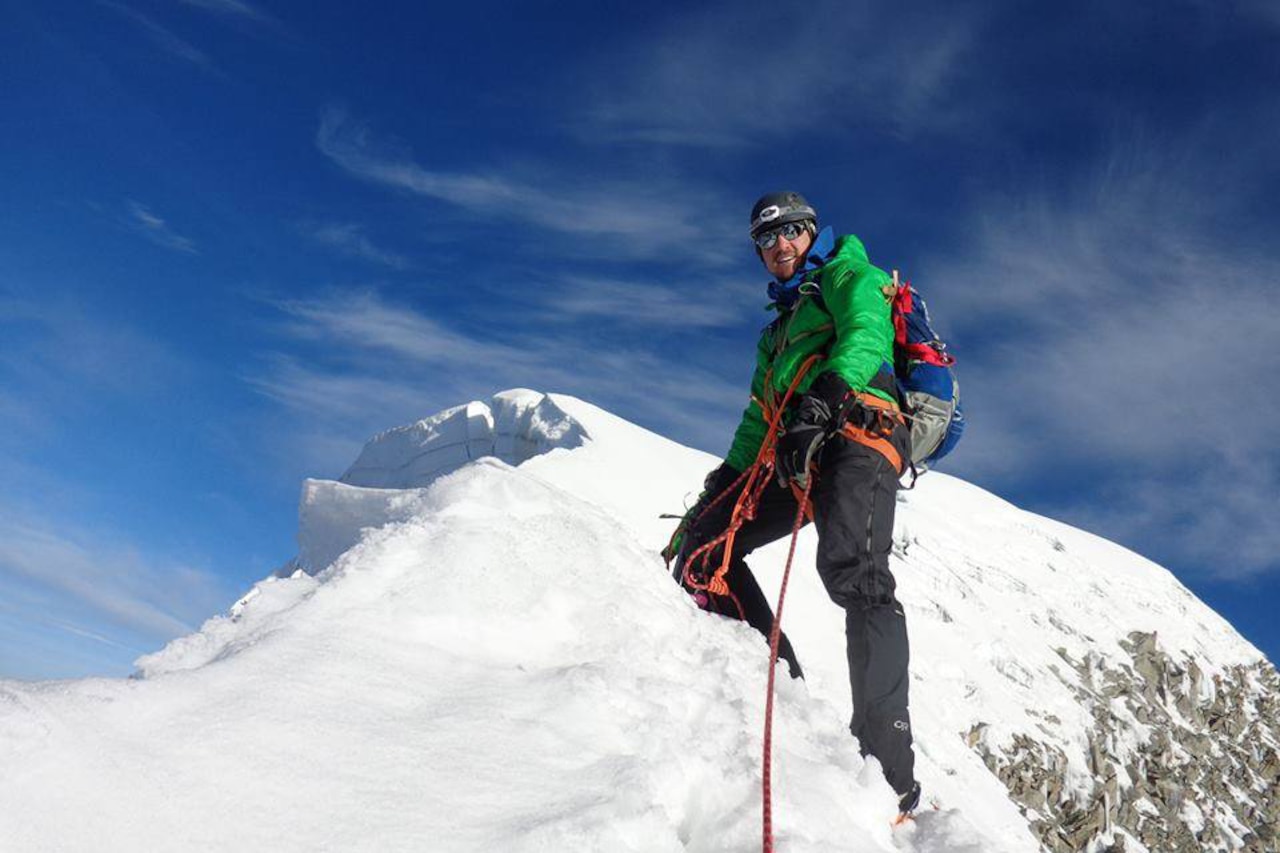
[967,631,1280,852]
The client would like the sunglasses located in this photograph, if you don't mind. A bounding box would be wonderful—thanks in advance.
[754,221,808,250]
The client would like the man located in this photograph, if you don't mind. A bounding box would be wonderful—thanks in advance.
[671,191,921,817]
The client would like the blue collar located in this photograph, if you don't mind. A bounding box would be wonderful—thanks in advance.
[766,226,835,309]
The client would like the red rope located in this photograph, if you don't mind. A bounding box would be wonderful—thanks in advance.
[661,354,825,851]
[762,477,813,853]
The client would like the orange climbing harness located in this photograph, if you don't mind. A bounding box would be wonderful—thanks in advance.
[840,391,907,475]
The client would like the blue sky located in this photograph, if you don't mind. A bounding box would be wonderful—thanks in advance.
[2,0,1278,679]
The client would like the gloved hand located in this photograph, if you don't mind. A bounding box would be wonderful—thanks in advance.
[775,392,834,490]
[667,463,740,581]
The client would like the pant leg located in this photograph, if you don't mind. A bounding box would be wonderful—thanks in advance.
[720,556,804,679]
[845,598,913,795]
[685,475,807,678]
[812,428,916,796]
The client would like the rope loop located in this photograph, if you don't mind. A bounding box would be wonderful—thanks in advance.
[678,355,823,602]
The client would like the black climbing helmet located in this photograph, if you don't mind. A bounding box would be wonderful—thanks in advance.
[749,191,818,241]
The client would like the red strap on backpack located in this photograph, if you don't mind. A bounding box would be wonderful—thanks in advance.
[891,270,955,368]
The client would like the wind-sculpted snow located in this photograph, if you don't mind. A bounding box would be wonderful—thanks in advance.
[1,389,1274,852]
[339,388,587,491]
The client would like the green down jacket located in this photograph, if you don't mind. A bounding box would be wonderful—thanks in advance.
[724,233,897,473]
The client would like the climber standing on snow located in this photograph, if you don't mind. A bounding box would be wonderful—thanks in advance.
[668,191,921,818]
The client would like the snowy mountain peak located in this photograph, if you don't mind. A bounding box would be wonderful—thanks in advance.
[340,389,588,490]
[3,392,1277,853]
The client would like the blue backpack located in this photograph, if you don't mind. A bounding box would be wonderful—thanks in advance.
[888,270,964,472]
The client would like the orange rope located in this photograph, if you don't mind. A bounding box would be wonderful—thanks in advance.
[680,355,823,600]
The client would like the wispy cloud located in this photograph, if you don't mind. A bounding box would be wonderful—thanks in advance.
[272,289,523,370]
[0,292,185,409]
[575,0,978,146]
[101,2,211,67]
[304,222,411,270]
[250,288,747,470]
[513,274,760,329]
[315,108,738,264]
[0,520,194,637]
[177,0,269,22]
[0,509,235,678]
[248,356,448,425]
[1062,461,1279,582]
[126,201,198,253]
[928,129,1280,579]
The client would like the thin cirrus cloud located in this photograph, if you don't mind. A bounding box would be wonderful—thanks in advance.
[929,134,1280,579]
[272,289,524,371]
[251,288,747,467]
[0,299,211,676]
[511,274,761,329]
[0,509,234,677]
[0,293,185,416]
[305,222,411,270]
[101,0,274,73]
[248,356,453,427]
[314,108,738,264]
[126,201,198,254]
[176,0,269,22]
[576,0,978,146]
[100,2,211,67]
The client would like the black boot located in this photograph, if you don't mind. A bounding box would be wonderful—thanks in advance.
[896,781,921,816]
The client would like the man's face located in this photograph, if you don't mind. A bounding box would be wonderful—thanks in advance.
[759,224,813,281]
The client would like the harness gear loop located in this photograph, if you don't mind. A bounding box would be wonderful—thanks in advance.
[840,391,907,475]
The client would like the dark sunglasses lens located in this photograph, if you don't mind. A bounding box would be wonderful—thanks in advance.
[756,222,806,249]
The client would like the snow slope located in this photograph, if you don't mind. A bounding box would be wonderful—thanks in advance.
[0,390,1271,852]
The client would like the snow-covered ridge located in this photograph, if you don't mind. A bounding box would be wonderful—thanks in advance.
[2,389,1276,852]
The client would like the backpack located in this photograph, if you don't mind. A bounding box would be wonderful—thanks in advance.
[887,270,964,472]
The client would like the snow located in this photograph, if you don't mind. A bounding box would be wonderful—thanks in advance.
[0,389,1267,852]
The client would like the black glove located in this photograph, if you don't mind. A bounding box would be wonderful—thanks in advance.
[686,463,741,545]
[775,394,833,490]
[775,371,855,490]
[668,463,740,581]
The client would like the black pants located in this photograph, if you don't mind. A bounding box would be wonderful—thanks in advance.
[685,428,916,797]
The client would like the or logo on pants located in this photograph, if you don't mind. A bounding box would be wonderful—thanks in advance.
[893,720,910,732]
